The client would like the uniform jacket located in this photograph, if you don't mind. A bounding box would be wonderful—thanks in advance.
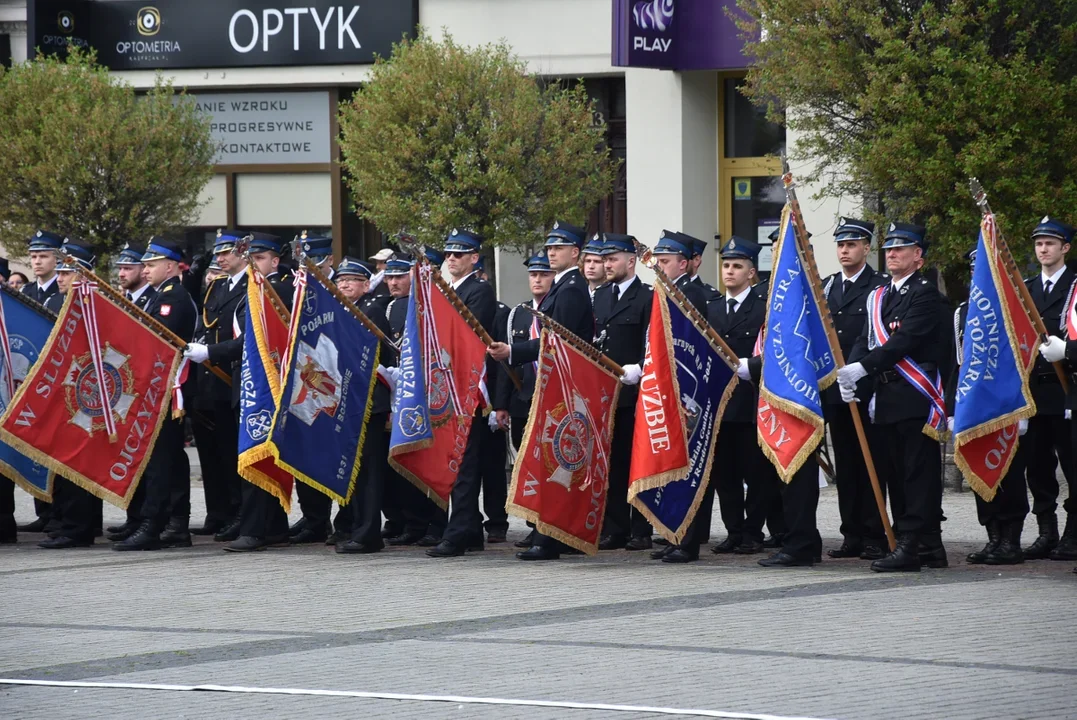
[691,275,722,305]
[849,271,947,425]
[821,265,888,407]
[22,277,59,307]
[706,282,767,424]
[510,268,593,366]
[43,289,65,314]
[359,292,394,415]
[1027,268,1075,416]
[490,301,511,412]
[593,276,652,409]
[131,285,157,312]
[498,302,541,418]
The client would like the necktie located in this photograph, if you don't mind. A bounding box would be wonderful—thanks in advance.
[1045,280,1053,296]
[125,291,133,301]
[843,279,853,296]
[727,298,737,314]
[612,284,621,304]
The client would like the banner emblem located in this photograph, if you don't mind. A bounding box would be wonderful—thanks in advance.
[63,348,136,434]
[289,336,342,425]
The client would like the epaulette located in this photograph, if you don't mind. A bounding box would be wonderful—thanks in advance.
[162,284,174,293]
[567,278,577,285]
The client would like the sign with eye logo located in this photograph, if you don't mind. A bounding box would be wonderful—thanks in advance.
[136,7,161,36]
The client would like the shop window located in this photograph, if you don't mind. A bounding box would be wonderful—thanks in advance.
[723,78,785,159]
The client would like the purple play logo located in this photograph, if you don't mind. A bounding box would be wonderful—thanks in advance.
[632,0,674,32]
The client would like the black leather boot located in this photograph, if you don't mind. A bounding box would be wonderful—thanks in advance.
[967,521,1000,564]
[1023,514,1058,560]
[985,520,1024,565]
[1048,514,1077,561]
[871,534,921,572]
[112,520,162,551]
[160,518,193,548]
[918,531,948,568]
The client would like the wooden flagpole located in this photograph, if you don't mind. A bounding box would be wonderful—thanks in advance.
[969,178,1069,393]
[524,307,624,377]
[289,250,395,348]
[781,158,896,551]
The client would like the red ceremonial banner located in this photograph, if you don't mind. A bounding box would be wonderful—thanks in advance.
[955,225,1038,500]
[507,330,620,555]
[757,396,819,481]
[389,265,488,508]
[0,286,181,508]
[238,271,294,509]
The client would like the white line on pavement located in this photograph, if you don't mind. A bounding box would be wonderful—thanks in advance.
[0,678,839,720]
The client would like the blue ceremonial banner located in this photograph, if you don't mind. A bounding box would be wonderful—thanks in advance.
[953,212,1036,499]
[0,288,55,500]
[629,282,737,544]
[757,207,836,481]
[268,271,380,504]
[389,267,432,455]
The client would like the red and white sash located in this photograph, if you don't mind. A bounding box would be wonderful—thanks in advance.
[867,285,947,438]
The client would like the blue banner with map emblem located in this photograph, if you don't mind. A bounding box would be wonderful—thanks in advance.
[267,271,380,505]
[0,288,55,500]
[628,283,737,544]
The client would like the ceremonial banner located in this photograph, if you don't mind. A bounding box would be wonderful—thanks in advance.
[389,264,487,508]
[757,208,837,482]
[628,282,737,544]
[237,269,294,510]
[0,288,55,500]
[267,270,380,504]
[953,213,1037,500]
[508,330,620,555]
[0,285,180,508]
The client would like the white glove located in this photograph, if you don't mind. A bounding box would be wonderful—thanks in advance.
[488,413,500,431]
[737,358,751,380]
[947,416,955,433]
[1067,410,1072,420]
[1018,419,1029,436]
[839,382,858,403]
[868,395,876,422]
[388,365,401,385]
[620,363,642,386]
[837,362,867,389]
[1040,336,1067,363]
[184,343,209,364]
[377,364,396,393]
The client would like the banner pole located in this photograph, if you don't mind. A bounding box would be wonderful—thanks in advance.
[524,307,624,377]
[69,262,233,387]
[0,284,57,321]
[297,258,394,347]
[781,157,895,551]
[969,178,1069,393]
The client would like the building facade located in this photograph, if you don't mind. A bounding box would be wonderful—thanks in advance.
[7,0,853,305]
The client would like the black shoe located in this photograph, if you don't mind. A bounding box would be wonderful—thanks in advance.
[967,521,1001,564]
[985,521,1024,565]
[486,532,507,544]
[18,517,49,533]
[112,521,162,551]
[918,534,948,568]
[213,521,241,542]
[291,527,329,544]
[417,533,442,547]
[223,536,267,552]
[733,539,765,555]
[514,530,536,548]
[426,540,466,558]
[382,524,403,539]
[763,533,785,549]
[650,544,676,560]
[266,533,292,548]
[662,547,699,564]
[107,521,139,542]
[711,536,741,554]
[625,536,653,551]
[467,541,485,552]
[653,536,670,546]
[386,531,424,546]
[871,537,921,572]
[159,524,193,549]
[758,551,813,567]
[288,517,310,537]
[336,540,381,554]
[860,544,886,560]
[38,535,92,549]
[516,545,560,561]
[1048,516,1077,560]
[598,535,627,551]
[191,519,227,536]
[827,540,864,559]
[1023,513,1059,560]
[325,531,346,546]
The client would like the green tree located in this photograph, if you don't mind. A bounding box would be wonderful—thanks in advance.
[338,32,617,252]
[0,48,216,257]
[736,0,1077,280]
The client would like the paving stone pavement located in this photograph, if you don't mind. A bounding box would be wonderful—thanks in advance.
[2,474,1074,720]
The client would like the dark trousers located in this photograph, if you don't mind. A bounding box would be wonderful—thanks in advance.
[877,419,942,536]
[480,424,510,536]
[34,497,53,523]
[384,431,436,537]
[296,481,331,528]
[348,412,388,548]
[766,487,787,538]
[1025,414,1075,517]
[54,477,102,541]
[442,417,488,547]
[237,482,289,539]
[975,443,1030,525]
[1,475,15,536]
[511,417,537,535]
[139,415,190,527]
[194,408,242,525]
[779,460,821,560]
[601,408,651,540]
[714,423,771,543]
[827,402,887,545]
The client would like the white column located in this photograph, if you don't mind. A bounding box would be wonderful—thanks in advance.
[625,68,719,286]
